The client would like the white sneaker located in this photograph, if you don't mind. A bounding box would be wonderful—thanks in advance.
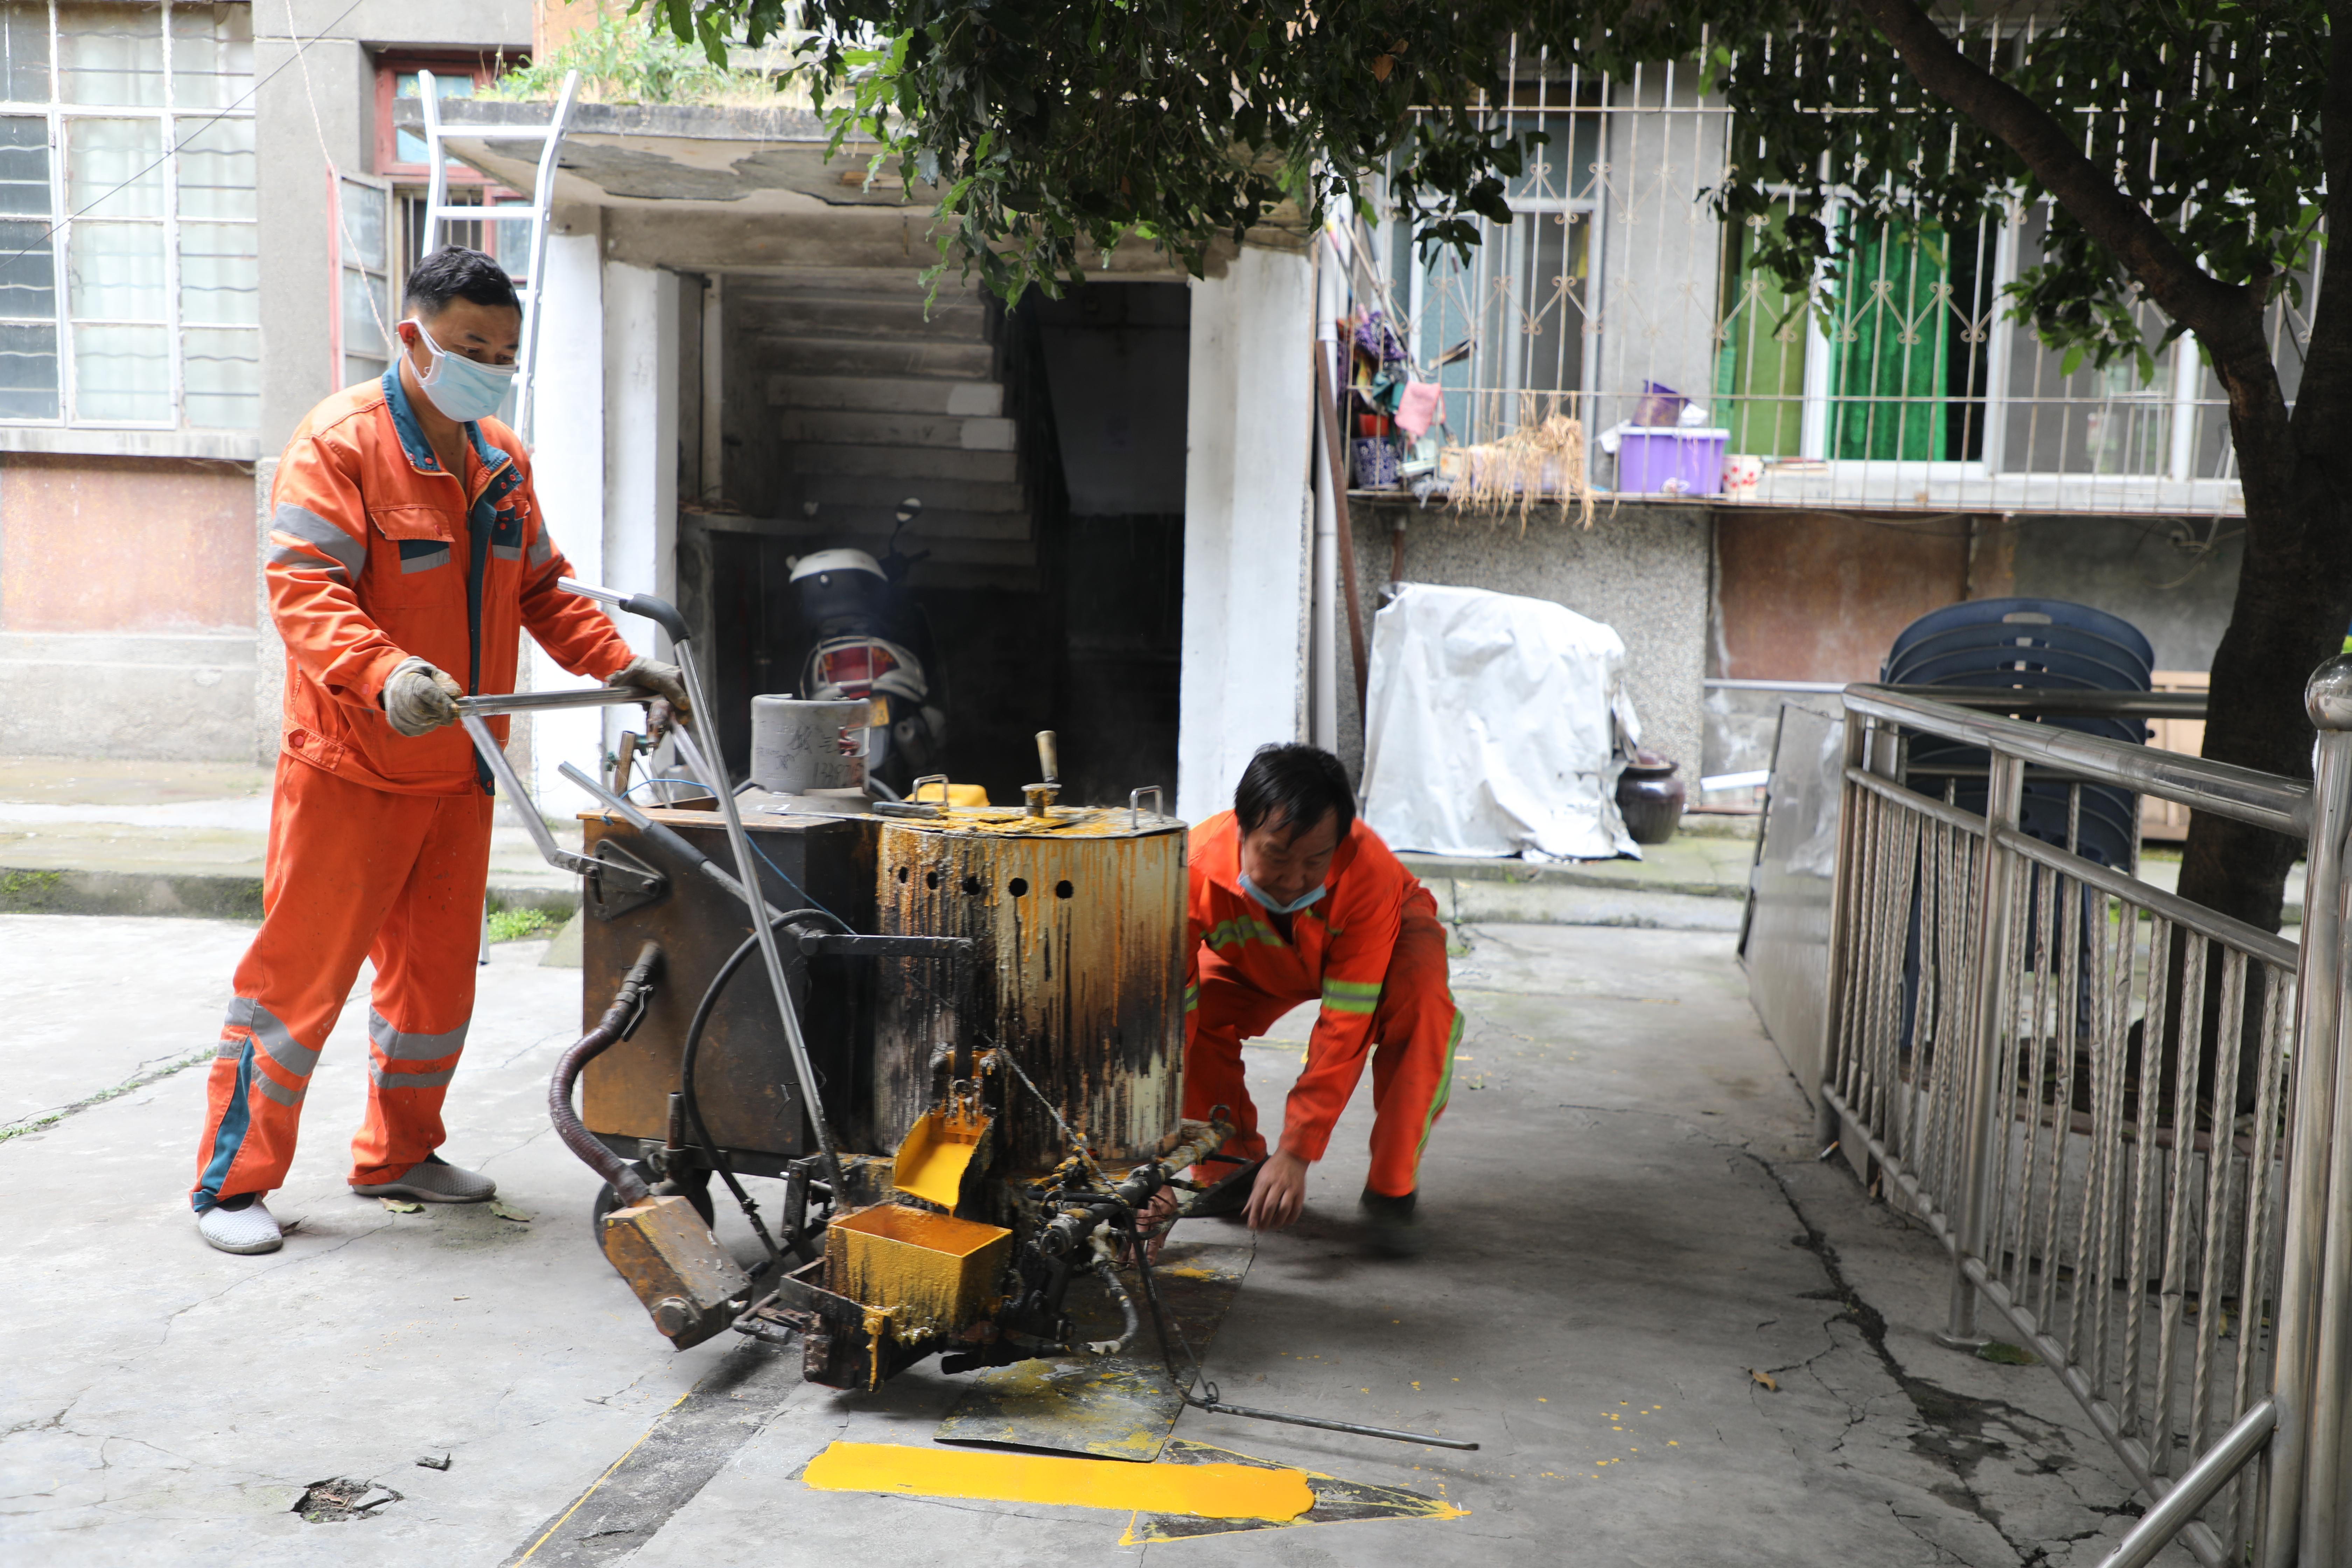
[197,1196,283,1254]
[351,1153,495,1204]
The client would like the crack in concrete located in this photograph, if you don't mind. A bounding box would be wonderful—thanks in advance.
[1538,1097,2147,1565]
[156,1219,394,1344]
[1752,1154,2128,1568]
[0,1048,212,1145]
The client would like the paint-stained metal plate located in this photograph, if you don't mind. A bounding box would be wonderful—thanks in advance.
[934,1239,1252,1462]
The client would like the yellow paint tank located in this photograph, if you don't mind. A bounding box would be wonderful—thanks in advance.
[825,1202,1012,1337]
[869,804,1186,1169]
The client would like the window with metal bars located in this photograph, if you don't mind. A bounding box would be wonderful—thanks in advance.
[0,0,254,430]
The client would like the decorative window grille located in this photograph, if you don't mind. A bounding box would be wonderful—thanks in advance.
[0,0,254,430]
[1373,36,2314,516]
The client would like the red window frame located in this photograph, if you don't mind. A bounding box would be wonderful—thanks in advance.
[373,51,526,182]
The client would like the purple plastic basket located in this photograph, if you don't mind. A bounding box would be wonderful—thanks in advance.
[1617,428,1728,497]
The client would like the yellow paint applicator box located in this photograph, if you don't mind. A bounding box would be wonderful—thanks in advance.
[826,1202,1011,1336]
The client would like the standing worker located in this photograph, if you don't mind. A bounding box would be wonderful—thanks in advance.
[1180,744,1463,1255]
[190,247,688,1255]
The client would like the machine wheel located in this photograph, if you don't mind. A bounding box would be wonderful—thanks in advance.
[589,1162,716,1243]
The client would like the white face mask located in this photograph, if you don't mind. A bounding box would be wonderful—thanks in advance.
[1239,872,1328,916]
[406,321,517,424]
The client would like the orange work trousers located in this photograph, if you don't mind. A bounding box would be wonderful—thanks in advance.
[191,754,493,1211]
[1182,904,1463,1200]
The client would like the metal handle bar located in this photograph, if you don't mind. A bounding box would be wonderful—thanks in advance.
[461,712,600,879]
[455,687,650,716]
[1128,785,1163,829]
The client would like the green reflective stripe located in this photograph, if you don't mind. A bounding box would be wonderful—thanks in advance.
[1183,983,1200,1013]
[1415,1007,1465,1157]
[1203,915,1282,952]
[1319,994,1379,1016]
[1322,977,1382,1000]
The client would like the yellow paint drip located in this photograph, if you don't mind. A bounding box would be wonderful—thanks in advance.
[803,1442,1314,1521]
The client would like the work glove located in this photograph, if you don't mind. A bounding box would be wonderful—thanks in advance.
[614,656,693,723]
[382,657,464,737]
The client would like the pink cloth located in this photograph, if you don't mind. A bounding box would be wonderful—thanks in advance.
[1394,380,1444,440]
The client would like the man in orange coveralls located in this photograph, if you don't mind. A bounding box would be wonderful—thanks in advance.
[190,247,687,1255]
[1181,744,1462,1256]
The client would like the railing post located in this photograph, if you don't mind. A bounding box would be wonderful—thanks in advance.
[1815,707,1872,1148]
[2262,657,2352,1568]
[1938,746,2024,1349]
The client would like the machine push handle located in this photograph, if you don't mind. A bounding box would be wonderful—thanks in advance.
[1035,730,1059,785]
[553,580,848,1197]
[558,576,690,644]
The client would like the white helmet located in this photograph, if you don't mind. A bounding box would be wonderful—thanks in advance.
[789,548,885,583]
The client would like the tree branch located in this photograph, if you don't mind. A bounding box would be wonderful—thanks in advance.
[1844,0,2268,367]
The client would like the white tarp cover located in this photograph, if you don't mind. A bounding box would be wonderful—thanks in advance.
[1362,582,1642,861]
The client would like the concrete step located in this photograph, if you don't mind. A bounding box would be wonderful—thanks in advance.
[785,443,1020,484]
[779,409,1018,451]
[764,507,1035,542]
[794,473,1026,514]
[767,375,1003,416]
[758,335,996,380]
[745,297,992,342]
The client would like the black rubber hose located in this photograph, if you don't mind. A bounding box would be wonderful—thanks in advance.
[679,907,852,1265]
[552,940,663,1204]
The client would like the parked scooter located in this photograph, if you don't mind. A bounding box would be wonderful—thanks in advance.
[788,499,945,797]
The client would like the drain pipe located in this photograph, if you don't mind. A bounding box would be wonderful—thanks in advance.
[1308,238,1344,751]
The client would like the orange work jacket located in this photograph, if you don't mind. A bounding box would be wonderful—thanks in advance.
[1184,811,1433,1161]
[264,369,635,796]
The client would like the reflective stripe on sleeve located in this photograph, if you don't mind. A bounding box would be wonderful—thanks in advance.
[1320,976,1382,1015]
[271,503,365,581]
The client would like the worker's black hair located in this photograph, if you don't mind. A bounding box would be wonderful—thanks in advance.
[404,246,520,316]
[1233,744,1355,843]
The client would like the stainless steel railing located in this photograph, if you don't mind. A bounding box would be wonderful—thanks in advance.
[1818,667,2352,1567]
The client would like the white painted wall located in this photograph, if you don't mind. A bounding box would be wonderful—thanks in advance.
[1176,246,1317,822]
[524,223,609,817]
[598,261,681,778]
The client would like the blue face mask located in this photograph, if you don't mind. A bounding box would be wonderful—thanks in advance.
[1239,872,1328,916]
[408,321,517,425]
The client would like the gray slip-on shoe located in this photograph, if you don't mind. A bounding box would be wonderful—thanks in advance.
[351,1152,496,1204]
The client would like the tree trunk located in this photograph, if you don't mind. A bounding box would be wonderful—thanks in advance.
[2174,419,2352,935]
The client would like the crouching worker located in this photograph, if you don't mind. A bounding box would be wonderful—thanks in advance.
[190,246,689,1255]
[1181,744,1462,1256]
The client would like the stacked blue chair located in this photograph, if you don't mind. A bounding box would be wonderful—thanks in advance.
[1884,597,2153,872]
[1891,599,2155,1055]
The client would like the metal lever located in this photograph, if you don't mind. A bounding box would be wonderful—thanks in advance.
[1024,730,1060,817]
[1128,784,1163,829]
[459,715,664,897]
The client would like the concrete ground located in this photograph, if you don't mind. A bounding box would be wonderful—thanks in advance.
[0,912,2186,1567]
